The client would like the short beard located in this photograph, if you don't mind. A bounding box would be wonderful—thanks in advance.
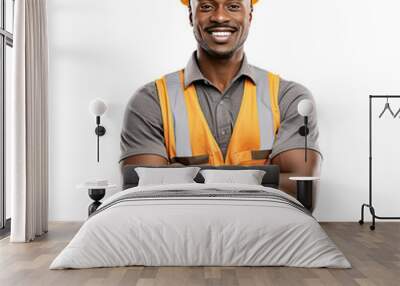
[199,44,238,59]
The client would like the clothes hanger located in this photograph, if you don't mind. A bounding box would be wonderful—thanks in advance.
[393,106,400,118]
[378,97,395,118]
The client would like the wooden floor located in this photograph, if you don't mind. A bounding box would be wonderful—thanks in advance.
[0,222,399,286]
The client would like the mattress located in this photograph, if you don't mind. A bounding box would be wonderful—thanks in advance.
[50,183,351,269]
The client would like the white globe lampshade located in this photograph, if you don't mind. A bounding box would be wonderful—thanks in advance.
[297,99,314,117]
[89,99,107,116]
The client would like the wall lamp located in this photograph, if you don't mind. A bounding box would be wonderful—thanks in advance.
[89,99,107,162]
[297,99,314,162]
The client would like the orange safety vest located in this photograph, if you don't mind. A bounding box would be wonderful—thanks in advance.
[155,68,280,166]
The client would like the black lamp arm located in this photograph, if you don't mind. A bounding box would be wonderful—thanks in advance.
[298,116,310,162]
[94,116,106,162]
[305,116,308,162]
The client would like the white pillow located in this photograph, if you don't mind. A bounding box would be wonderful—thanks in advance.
[135,167,201,186]
[200,169,266,185]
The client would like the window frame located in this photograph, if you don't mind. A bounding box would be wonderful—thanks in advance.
[0,0,14,233]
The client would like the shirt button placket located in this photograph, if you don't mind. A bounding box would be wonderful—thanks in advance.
[219,100,231,140]
[216,100,224,139]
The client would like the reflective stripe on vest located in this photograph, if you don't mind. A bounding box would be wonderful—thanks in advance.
[155,68,280,166]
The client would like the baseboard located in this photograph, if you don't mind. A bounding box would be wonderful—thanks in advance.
[0,218,11,239]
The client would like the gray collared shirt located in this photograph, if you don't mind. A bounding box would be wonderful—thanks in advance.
[120,52,321,163]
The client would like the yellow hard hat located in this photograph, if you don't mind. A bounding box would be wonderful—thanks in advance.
[181,0,259,6]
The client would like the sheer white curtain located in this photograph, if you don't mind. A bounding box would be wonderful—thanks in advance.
[9,0,49,242]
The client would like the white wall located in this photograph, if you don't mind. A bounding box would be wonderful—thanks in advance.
[48,0,400,221]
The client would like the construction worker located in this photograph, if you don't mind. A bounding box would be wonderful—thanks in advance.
[119,0,322,196]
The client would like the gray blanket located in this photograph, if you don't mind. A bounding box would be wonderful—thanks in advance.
[50,183,351,269]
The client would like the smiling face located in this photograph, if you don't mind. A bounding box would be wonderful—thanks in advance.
[189,0,253,58]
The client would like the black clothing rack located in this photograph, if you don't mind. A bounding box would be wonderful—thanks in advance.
[359,95,400,230]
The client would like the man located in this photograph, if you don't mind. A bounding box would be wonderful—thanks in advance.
[119,0,322,196]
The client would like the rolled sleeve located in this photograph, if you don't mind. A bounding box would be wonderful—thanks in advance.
[119,82,168,163]
[270,80,323,160]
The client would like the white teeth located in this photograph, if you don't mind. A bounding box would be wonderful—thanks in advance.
[212,31,232,37]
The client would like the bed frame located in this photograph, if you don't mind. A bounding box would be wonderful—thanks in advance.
[121,165,280,190]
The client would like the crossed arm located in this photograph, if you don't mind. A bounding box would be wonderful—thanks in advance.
[120,149,321,197]
[270,149,321,197]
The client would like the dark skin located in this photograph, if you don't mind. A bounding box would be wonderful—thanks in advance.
[121,0,322,196]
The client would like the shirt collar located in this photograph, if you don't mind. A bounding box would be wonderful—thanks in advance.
[183,51,257,88]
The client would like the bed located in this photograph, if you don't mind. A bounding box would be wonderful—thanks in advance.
[50,165,350,269]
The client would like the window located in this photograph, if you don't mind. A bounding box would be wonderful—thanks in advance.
[0,0,14,234]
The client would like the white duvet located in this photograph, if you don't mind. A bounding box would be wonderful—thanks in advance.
[50,183,351,269]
